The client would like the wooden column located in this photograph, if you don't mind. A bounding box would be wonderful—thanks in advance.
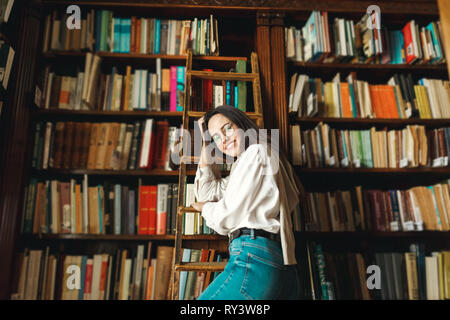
[256,12,288,153]
[0,2,41,299]
[256,12,274,130]
[437,0,450,78]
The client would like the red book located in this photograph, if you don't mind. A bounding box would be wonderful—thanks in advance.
[130,16,136,53]
[202,69,213,111]
[83,259,93,300]
[402,21,418,64]
[99,256,109,300]
[138,185,152,235]
[153,121,169,169]
[147,186,158,235]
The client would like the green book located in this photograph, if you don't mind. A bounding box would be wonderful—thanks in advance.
[184,249,201,300]
[236,60,247,112]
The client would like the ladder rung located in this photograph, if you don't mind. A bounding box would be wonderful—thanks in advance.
[188,111,263,120]
[189,70,257,82]
[180,155,200,163]
[178,206,200,214]
[174,262,227,272]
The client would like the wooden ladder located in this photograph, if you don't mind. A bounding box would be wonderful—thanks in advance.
[171,49,264,300]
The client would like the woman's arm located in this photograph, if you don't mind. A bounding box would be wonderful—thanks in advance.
[197,144,279,235]
[194,117,230,202]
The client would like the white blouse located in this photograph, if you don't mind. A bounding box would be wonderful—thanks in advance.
[194,144,300,265]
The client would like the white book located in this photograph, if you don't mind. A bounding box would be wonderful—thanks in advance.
[184,183,196,235]
[134,245,144,299]
[213,85,224,107]
[82,52,92,103]
[70,179,76,234]
[292,74,308,113]
[113,74,123,111]
[141,18,147,54]
[90,254,103,300]
[42,122,52,169]
[139,119,154,168]
[121,259,132,300]
[132,70,140,110]
[294,29,303,62]
[170,20,177,55]
[425,256,439,300]
[156,58,162,111]
[140,69,148,110]
[165,126,177,170]
[157,184,169,235]
[82,174,89,234]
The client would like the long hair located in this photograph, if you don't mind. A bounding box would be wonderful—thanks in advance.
[203,105,306,201]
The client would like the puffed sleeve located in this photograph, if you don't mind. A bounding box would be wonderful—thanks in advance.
[194,164,230,202]
[201,144,279,236]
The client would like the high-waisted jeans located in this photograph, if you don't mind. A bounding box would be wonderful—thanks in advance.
[197,235,301,300]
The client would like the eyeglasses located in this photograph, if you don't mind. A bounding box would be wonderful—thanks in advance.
[211,123,235,145]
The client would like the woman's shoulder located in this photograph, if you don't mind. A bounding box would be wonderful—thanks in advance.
[240,144,270,165]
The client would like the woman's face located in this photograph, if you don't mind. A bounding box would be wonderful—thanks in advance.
[208,113,241,157]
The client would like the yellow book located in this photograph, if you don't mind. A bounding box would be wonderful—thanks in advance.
[444,251,450,299]
[405,252,419,300]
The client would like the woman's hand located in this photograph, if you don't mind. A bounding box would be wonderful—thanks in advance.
[191,201,207,212]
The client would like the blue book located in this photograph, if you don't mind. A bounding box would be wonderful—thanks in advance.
[121,18,131,53]
[113,17,121,53]
[176,66,185,111]
[128,189,135,234]
[212,254,223,280]
[226,81,231,105]
[78,256,87,300]
[202,217,210,234]
[426,22,442,63]
[348,83,357,118]
[147,70,152,110]
[98,185,103,234]
[114,184,121,234]
[234,86,238,108]
[95,11,102,52]
[154,19,161,54]
[179,249,191,300]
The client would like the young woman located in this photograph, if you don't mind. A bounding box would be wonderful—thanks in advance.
[191,105,305,300]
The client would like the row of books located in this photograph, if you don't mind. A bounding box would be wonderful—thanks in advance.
[43,9,220,56]
[22,176,214,236]
[0,39,14,89]
[31,120,179,171]
[291,124,450,169]
[288,72,450,119]
[179,248,225,300]
[300,181,450,233]
[10,244,168,300]
[190,61,248,112]
[36,62,186,113]
[286,11,446,64]
[0,0,14,23]
[308,242,450,300]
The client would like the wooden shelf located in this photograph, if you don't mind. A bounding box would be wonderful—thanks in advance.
[174,261,227,272]
[289,61,447,72]
[42,51,246,62]
[291,116,450,129]
[295,231,450,240]
[21,234,228,241]
[34,109,183,118]
[33,168,196,176]
[295,167,450,174]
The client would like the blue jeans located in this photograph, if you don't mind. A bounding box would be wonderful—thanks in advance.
[197,235,301,300]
